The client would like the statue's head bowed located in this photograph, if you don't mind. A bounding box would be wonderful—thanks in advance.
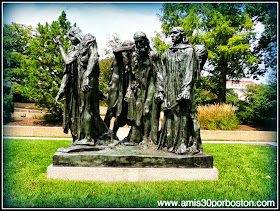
[133,31,149,43]
[133,31,150,55]
[66,27,82,37]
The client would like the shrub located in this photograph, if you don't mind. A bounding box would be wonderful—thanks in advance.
[236,83,277,131]
[198,103,239,130]
[3,91,14,124]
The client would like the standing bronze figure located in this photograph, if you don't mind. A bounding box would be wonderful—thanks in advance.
[156,27,207,154]
[104,40,135,139]
[55,27,113,146]
[124,31,161,145]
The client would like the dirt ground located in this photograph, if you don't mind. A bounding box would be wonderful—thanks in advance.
[6,116,259,131]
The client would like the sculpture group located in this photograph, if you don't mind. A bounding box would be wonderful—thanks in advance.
[54,26,208,155]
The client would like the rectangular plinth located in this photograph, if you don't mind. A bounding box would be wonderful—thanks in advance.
[53,145,213,168]
[47,164,218,182]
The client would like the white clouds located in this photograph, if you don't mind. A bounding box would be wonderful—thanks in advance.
[3,3,66,28]
[3,3,162,56]
[64,4,162,56]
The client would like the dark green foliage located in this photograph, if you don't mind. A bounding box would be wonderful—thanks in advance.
[99,57,114,95]
[245,3,277,72]
[3,88,14,124]
[151,32,170,58]
[236,83,277,130]
[17,11,74,122]
[99,57,114,106]
[194,77,218,105]
[157,3,276,103]
[3,23,34,123]
[225,89,240,106]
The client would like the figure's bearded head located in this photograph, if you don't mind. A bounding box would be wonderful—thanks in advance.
[133,31,150,55]
[67,27,83,45]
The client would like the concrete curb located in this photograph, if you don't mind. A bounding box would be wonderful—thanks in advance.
[3,125,277,142]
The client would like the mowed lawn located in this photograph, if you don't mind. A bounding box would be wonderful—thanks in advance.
[3,139,277,208]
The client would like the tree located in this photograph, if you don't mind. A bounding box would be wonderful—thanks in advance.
[194,76,218,105]
[99,57,114,96]
[3,22,34,123]
[237,83,277,130]
[157,3,275,103]
[150,31,170,58]
[99,33,122,105]
[100,33,122,59]
[245,3,277,72]
[18,11,74,121]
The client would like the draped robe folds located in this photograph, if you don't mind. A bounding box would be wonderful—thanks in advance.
[126,50,161,144]
[105,46,133,130]
[63,33,111,144]
[157,44,198,154]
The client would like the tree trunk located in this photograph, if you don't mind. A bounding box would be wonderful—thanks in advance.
[218,65,227,104]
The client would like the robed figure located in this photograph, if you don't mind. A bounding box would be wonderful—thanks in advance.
[124,31,161,145]
[156,27,205,154]
[104,40,135,139]
[55,27,113,146]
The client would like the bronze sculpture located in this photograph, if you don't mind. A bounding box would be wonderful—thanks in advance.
[104,40,135,140]
[54,26,207,156]
[156,26,207,154]
[50,25,215,180]
[54,27,113,147]
[124,31,161,145]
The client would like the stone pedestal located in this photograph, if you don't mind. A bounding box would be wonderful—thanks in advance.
[47,165,218,182]
[47,144,218,182]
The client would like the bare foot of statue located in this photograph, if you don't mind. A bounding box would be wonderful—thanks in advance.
[186,144,199,154]
[72,138,95,146]
[139,137,155,149]
[174,142,187,154]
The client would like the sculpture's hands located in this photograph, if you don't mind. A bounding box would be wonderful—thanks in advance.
[143,105,150,115]
[55,91,65,103]
[154,92,164,104]
[82,76,92,92]
[177,90,190,102]
[130,81,137,91]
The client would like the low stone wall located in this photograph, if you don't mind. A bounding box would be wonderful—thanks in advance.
[200,130,277,141]
[14,102,37,108]
[3,125,277,141]
[3,126,72,138]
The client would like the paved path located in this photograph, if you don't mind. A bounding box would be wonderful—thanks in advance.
[3,136,277,148]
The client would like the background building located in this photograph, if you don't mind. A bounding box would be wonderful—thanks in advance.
[226,80,255,101]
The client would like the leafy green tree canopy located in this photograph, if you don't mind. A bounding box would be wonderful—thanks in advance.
[3,22,35,123]
[18,11,74,121]
[157,3,276,103]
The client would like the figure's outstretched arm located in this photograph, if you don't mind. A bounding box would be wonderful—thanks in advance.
[54,36,78,65]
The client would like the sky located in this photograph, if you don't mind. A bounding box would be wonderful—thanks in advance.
[3,2,164,56]
[2,1,272,84]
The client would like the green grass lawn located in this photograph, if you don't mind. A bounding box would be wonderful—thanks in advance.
[3,139,277,208]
